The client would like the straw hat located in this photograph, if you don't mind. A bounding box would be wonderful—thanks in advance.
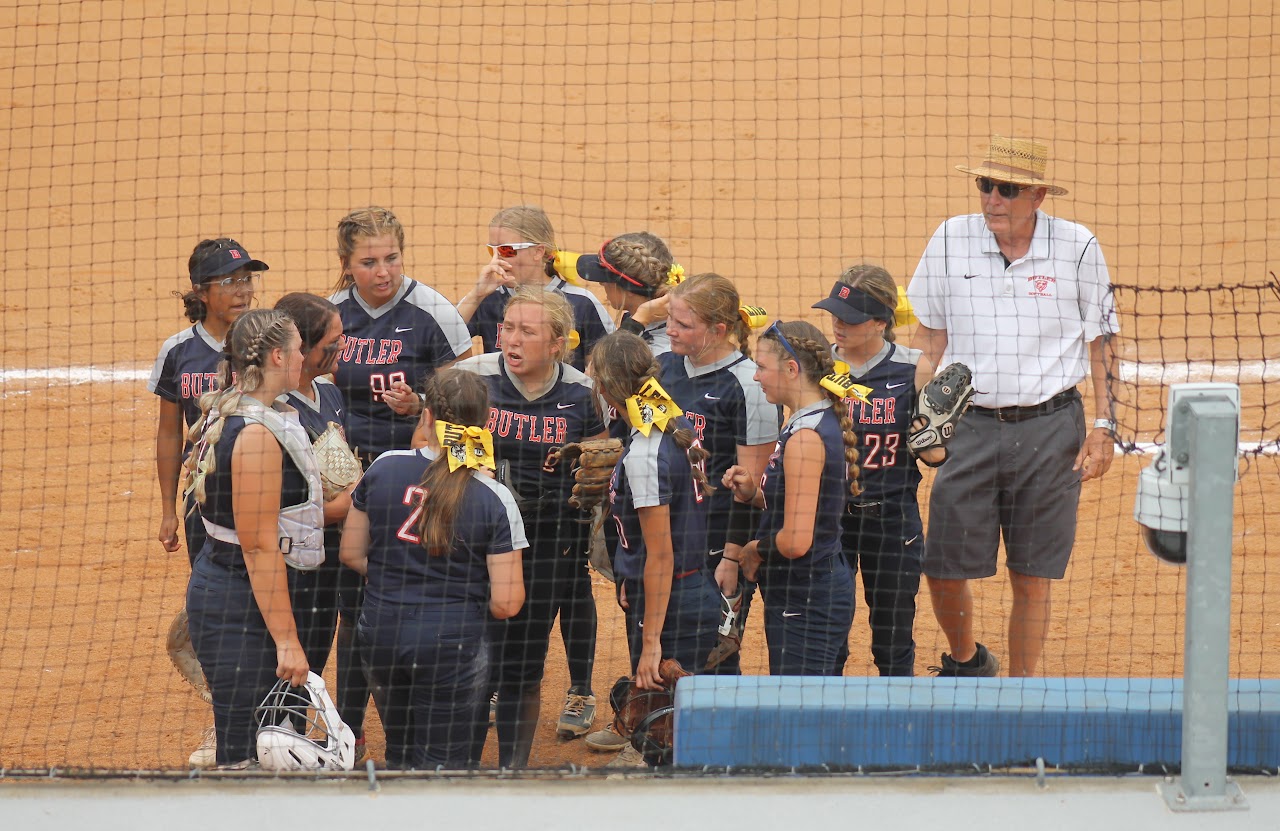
[955,135,1068,196]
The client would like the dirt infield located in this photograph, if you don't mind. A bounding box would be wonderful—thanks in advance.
[2,1,1278,770]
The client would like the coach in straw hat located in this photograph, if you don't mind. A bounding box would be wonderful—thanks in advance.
[906,135,1119,678]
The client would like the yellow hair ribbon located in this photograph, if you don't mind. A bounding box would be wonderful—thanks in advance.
[552,250,587,287]
[566,329,581,350]
[894,286,918,328]
[820,361,873,405]
[665,263,686,286]
[624,377,684,436]
[435,421,497,472]
[738,305,769,330]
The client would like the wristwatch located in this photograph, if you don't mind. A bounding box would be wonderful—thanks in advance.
[1093,418,1117,431]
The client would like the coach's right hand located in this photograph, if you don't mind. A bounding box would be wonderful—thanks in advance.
[158,514,181,553]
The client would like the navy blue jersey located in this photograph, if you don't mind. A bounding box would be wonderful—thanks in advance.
[196,416,311,568]
[352,447,528,608]
[835,342,924,502]
[467,277,616,371]
[456,353,605,513]
[608,417,709,581]
[330,276,473,457]
[148,323,225,433]
[755,400,848,571]
[658,351,781,549]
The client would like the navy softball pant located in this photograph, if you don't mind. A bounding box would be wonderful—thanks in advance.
[358,599,490,770]
[759,557,856,676]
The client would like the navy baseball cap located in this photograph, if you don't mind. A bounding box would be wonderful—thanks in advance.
[191,241,270,284]
[812,280,894,325]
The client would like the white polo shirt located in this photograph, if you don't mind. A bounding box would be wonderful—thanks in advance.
[907,210,1118,408]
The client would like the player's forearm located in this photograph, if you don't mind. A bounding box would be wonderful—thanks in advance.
[155,438,183,515]
[244,545,300,648]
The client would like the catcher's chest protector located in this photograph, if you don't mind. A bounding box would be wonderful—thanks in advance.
[201,399,326,570]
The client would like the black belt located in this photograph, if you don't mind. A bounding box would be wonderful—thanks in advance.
[846,501,882,518]
[970,388,1079,423]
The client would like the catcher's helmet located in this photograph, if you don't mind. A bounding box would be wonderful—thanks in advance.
[254,672,355,771]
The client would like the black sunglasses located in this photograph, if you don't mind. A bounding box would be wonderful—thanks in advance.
[976,177,1029,199]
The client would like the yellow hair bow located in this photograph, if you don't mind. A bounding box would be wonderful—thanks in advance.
[738,305,769,330]
[820,360,873,405]
[566,329,581,350]
[435,421,497,472]
[894,286,918,328]
[665,263,686,286]
[552,250,587,287]
[625,377,684,436]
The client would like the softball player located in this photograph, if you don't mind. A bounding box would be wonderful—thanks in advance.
[275,293,353,675]
[456,205,615,370]
[340,369,526,769]
[812,266,943,676]
[724,321,860,676]
[148,237,267,768]
[183,309,319,768]
[591,332,721,693]
[660,274,781,671]
[328,206,474,756]
[577,231,685,358]
[449,288,607,768]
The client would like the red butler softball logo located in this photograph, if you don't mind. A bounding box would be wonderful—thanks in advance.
[1027,274,1056,297]
[838,286,850,298]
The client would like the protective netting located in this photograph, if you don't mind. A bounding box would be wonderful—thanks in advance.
[1,1,1277,774]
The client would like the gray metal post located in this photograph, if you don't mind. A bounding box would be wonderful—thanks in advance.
[1159,395,1247,811]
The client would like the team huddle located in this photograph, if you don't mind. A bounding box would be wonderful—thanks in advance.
[151,137,1118,771]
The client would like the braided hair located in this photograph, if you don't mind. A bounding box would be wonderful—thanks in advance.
[589,331,713,499]
[758,320,862,497]
[181,309,298,506]
[601,232,676,298]
[415,369,492,556]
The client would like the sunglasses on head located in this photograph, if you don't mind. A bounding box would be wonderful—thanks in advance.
[486,242,539,259]
[975,177,1030,199]
[763,321,802,365]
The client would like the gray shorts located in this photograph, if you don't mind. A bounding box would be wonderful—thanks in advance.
[922,398,1085,580]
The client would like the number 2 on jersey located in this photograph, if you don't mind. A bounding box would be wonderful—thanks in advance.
[396,485,428,544]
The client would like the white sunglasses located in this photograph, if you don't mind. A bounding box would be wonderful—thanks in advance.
[204,273,262,290]
[486,242,539,258]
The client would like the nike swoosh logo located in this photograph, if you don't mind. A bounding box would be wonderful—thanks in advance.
[782,611,801,618]
[905,535,920,546]
[962,274,978,280]
[557,402,576,410]
[887,382,906,389]
[394,326,413,333]
[704,393,721,401]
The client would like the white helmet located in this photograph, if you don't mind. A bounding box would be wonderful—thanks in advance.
[254,672,355,771]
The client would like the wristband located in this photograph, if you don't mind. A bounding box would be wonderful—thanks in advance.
[756,533,778,560]
[725,501,759,548]
[1093,418,1117,431]
[619,315,646,336]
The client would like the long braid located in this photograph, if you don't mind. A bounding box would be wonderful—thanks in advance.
[767,323,864,498]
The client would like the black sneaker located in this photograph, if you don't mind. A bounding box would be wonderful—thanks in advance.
[928,642,1000,677]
